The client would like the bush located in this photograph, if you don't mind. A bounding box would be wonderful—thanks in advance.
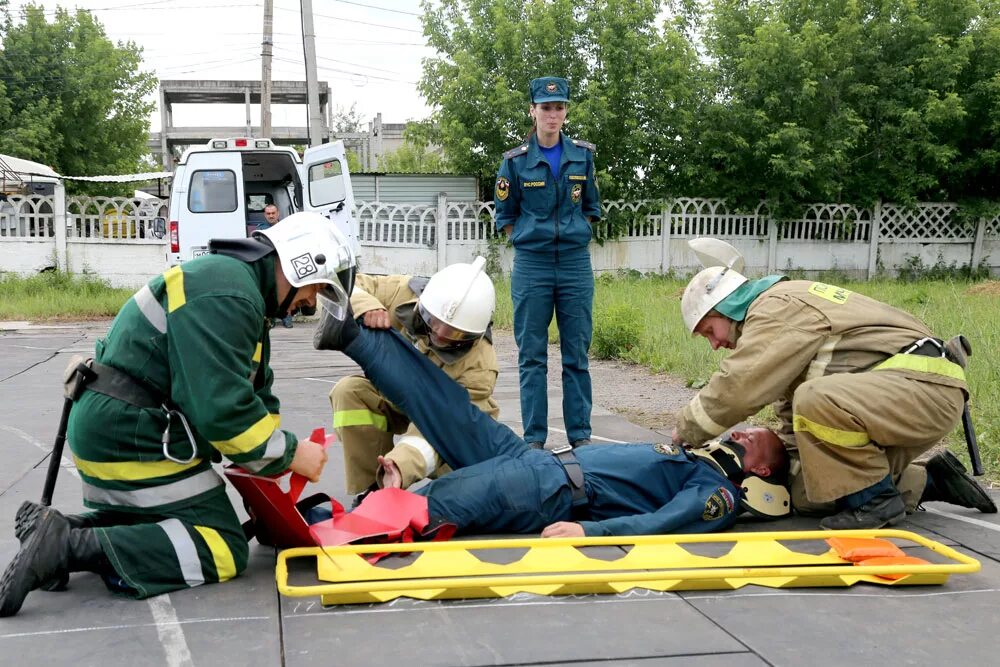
[591,303,642,360]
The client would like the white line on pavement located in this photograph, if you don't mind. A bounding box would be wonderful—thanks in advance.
[0,614,270,639]
[547,426,625,444]
[0,424,79,479]
[147,595,194,667]
[923,506,1000,533]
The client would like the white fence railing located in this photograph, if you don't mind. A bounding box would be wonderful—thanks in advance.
[2,194,998,287]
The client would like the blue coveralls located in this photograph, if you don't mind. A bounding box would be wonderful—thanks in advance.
[342,327,740,537]
[495,132,602,445]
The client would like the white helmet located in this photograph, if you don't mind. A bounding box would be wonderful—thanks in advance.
[254,211,357,317]
[681,237,748,334]
[418,256,495,347]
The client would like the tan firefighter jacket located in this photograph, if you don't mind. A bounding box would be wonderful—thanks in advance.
[676,280,967,447]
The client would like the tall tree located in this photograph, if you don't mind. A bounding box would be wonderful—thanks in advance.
[418,0,706,198]
[0,4,156,184]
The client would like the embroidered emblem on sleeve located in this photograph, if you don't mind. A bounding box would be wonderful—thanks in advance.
[496,176,510,201]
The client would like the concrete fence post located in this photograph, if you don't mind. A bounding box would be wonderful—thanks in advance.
[867,200,882,279]
[970,216,985,271]
[767,212,777,274]
[436,193,448,271]
[659,199,671,273]
[54,185,67,272]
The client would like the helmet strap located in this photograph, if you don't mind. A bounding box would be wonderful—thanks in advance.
[278,286,299,319]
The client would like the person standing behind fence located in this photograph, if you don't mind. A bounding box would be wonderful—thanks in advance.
[494,76,602,450]
[257,205,293,328]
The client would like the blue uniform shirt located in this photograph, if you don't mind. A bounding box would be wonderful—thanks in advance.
[494,132,602,253]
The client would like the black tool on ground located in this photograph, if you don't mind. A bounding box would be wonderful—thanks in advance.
[948,335,983,477]
[40,359,97,506]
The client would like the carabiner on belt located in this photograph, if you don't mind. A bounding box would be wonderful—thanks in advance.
[161,407,198,464]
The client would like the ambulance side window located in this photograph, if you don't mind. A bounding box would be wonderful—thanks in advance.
[308,160,346,206]
[189,170,237,213]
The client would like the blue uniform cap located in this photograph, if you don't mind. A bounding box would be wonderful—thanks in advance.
[530,77,570,103]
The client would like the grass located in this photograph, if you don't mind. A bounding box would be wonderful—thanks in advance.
[494,273,1000,478]
[0,271,133,320]
[4,270,997,477]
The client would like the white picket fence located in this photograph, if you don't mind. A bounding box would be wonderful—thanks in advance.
[1,194,998,287]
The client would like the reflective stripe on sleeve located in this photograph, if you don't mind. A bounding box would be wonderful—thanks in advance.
[134,285,167,333]
[82,469,224,508]
[806,335,841,380]
[688,395,728,438]
[396,435,438,476]
[235,428,288,473]
[158,518,205,587]
[73,455,203,481]
[252,342,262,363]
[333,409,389,432]
[194,526,237,582]
[210,414,275,456]
[873,354,966,382]
[793,414,870,448]
[163,266,186,313]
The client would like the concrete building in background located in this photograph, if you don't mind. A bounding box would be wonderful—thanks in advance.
[150,80,405,171]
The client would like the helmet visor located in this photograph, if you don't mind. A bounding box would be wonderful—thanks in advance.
[418,303,480,349]
[317,282,350,322]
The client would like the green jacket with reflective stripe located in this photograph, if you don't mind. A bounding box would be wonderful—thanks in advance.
[68,253,297,513]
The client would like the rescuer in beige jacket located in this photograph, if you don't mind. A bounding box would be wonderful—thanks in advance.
[672,239,969,530]
[330,258,500,497]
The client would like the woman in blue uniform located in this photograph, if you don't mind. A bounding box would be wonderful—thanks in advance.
[494,77,602,450]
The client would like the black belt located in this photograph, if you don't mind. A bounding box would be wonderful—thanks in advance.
[83,361,165,410]
[551,445,590,520]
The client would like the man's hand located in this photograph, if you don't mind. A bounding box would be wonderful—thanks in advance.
[541,522,585,538]
[671,427,683,446]
[377,455,403,489]
[502,224,513,237]
[363,308,391,329]
[289,439,328,483]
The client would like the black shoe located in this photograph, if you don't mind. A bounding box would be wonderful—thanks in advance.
[0,508,72,617]
[571,439,592,448]
[819,490,906,530]
[527,442,546,450]
[924,451,997,513]
[13,502,88,592]
[313,304,360,351]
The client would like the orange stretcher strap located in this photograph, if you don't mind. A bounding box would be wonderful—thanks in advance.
[856,555,932,580]
[827,536,905,561]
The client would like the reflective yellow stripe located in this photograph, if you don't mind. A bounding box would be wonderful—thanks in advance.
[873,354,966,382]
[73,455,203,481]
[252,342,262,363]
[194,526,237,582]
[271,413,281,428]
[210,414,275,455]
[333,409,389,431]
[164,266,186,312]
[793,414,870,448]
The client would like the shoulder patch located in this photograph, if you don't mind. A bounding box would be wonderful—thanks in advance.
[503,144,529,159]
[702,492,728,521]
[571,138,596,152]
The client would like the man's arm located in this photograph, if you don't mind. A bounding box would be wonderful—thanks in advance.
[576,478,740,537]
[582,150,601,223]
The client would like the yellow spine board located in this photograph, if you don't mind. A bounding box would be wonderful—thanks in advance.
[275,529,980,606]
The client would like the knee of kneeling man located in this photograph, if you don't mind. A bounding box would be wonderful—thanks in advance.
[792,380,827,413]
[330,375,372,405]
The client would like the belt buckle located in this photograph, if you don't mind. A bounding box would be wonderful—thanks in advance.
[550,444,573,455]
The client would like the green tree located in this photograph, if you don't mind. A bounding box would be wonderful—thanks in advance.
[695,0,999,210]
[378,122,451,173]
[418,0,706,198]
[0,4,156,189]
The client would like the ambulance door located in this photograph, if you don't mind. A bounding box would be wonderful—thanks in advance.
[302,142,360,256]
[177,151,245,260]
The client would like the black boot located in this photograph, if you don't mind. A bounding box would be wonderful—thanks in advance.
[819,489,906,530]
[313,303,360,351]
[923,451,997,513]
[0,510,111,617]
[14,501,91,592]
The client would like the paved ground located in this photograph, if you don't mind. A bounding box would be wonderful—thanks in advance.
[1,321,998,667]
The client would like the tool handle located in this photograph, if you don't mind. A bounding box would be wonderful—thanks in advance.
[962,403,984,477]
[40,396,74,506]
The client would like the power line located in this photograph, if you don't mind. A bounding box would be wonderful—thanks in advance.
[325,0,421,17]
[272,5,421,33]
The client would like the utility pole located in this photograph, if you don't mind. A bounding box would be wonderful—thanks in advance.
[300,0,325,146]
[261,0,274,138]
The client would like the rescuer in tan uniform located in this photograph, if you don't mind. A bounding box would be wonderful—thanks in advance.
[330,257,499,497]
[672,239,971,530]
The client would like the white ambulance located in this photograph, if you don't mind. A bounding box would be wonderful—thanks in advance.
[165,137,359,264]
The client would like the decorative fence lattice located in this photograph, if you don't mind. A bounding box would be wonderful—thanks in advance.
[66,197,168,242]
[879,203,966,241]
[0,195,55,239]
